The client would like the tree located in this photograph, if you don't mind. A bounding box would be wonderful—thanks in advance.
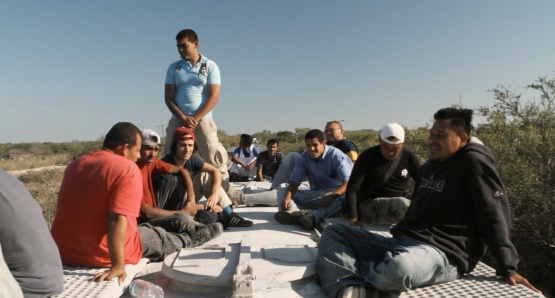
[476,75,555,293]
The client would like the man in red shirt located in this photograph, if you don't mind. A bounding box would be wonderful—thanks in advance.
[51,123,220,285]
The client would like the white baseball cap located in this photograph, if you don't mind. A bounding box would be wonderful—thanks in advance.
[380,123,405,145]
[141,129,161,146]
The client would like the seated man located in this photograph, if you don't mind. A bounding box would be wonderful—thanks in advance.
[230,121,354,207]
[274,129,353,230]
[316,108,540,297]
[155,127,253,227]
[324,120,358,162]
[255,139,283,182]
[345,123,421,226]
[51,122,220,285]
[254,120,357,191]
[229,134,260,181]
[137,129,223,238]
[0,170,63,297]
[227,150,298,207]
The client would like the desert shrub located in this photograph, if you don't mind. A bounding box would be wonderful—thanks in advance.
[475,75,555,293]
[18,168,65,227]
[0,154,70,171]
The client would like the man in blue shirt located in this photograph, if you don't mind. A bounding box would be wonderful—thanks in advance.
[274,129,353,230]
[163,29,230,191]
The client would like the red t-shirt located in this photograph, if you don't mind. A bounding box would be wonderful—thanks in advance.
[51,150,143,267]
[137,158,172,208]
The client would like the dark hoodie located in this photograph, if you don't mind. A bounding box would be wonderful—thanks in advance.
[391,142,519,278]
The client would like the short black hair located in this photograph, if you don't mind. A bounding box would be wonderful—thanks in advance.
[102,122,141,151]
[240,134,253,147]
[266,139,279,147]
[305,129,325,143]
[176,29,198,42]
[433,107,473,135]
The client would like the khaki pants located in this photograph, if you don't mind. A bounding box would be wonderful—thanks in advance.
[192,172,233,208]
[359,197,411,225]
[165,117,229,191]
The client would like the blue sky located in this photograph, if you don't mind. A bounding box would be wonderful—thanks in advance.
[1,1,554,143]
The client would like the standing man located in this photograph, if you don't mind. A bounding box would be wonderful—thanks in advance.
[345,123,421,226]
[163,29,229,190]
[274,129,353,231]
[316,108,540,297]
[324,121,358,162]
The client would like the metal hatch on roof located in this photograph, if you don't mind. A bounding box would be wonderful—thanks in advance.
[162,235,318,297]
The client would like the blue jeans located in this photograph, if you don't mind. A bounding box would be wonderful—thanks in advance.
[270,152,301,189]
[316,224,458,297]
[277,187,344,224]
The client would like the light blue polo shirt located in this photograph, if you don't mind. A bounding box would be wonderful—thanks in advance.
[290,145,353,190]
[165,54,221,118]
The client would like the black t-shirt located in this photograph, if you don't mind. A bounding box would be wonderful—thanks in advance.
[152,154,205,191]
[345,145,421,219]
[333,139,358,155]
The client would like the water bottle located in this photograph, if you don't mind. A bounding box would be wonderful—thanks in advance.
[128,279,164,298]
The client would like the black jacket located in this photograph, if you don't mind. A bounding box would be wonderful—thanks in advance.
[391,142,519,277]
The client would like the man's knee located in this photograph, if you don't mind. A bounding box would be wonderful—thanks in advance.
[371,251,416,291]
[320,224,350,244]
[360,197,411,225]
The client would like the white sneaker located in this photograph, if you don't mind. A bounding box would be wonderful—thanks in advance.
[339,285,377,298]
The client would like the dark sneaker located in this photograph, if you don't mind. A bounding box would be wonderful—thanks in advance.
[299,213,316,230]
[274,209,308,225]
[190,222,224,247]
[226,212,253,227]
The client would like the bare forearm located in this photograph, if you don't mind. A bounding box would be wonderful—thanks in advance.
[231,155,242,165]
[333,182,348,196]
[107,212,127,267]
[179,169,196,204]
[193,96,219,120]
[211,169,222,196]
[141,205,178,219]
[165,84,187,121]
[165,97,187,121]
[285,182,299,200]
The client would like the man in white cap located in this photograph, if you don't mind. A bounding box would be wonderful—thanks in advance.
[344,123,422,226]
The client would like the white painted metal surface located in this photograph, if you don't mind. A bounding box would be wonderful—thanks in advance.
[53,258,148,298]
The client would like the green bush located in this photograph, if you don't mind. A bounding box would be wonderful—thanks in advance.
[475,75,555,293]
